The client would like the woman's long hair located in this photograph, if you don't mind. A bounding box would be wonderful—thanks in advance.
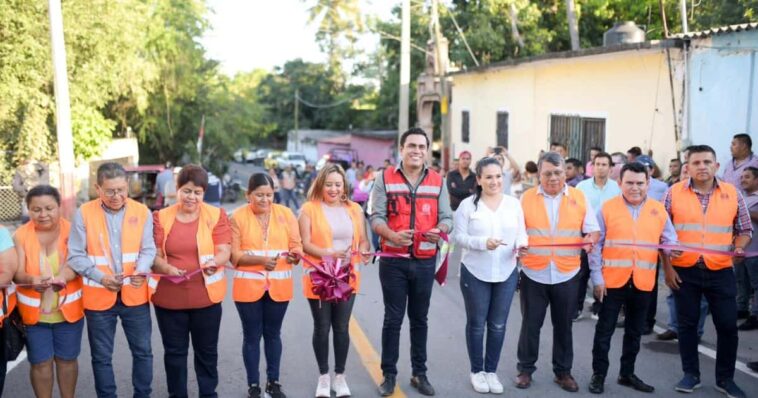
[472,157,502,210]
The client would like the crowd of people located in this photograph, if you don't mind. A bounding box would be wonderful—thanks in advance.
[0,129,757,398]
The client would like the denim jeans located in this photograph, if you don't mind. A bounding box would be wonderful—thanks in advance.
[85,298,152,398]
[460,266,518,373]
[379,256,436,376]
[279,189,299,210]
[592,279,652,377]
[154,303,222,398]
[742,257,758,316]
[673,265,738,382]
[235,293,289,385]
[667,293,708,336]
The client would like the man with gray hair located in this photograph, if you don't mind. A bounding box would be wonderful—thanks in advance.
[515,152,600,393]
[68,162,156,398]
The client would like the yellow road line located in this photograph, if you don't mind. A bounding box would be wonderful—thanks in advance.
[349,315,407,398]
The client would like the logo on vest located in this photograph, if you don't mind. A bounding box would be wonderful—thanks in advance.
[720,193,729,200]
[420,203,431,215]
[650,208,659,217]
[128,216,138,226]
[568,199,578,207]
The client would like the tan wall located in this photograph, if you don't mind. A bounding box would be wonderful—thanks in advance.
[450,47,681,171]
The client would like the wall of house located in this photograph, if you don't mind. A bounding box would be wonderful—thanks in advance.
[450,47,682,172]
[316,135,395,168]
[688,30,758,167]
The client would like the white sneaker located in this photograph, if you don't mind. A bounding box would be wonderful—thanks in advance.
[315,374,330,397]
[486,372,504,394]
[333,373,351,397]
[470,372,490,393]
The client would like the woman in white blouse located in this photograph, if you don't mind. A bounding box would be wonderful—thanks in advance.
[454,156,528,394]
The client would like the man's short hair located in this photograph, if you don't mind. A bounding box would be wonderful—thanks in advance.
[734,133,752,150]
[670,158,682,164]
[627,146,643,157]
[538,151,565,171]
[550,142,566,149]
[593,152,614,166]
[590,146,602,152]
[686,145,717,162]
[96,162,127,185]
[745,166,758,179]
[399,127,429,147]
[566,158,583,169]
[620,162,649,181]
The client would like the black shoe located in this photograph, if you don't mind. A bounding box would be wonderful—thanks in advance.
[572,309,583,322]
[618,374,654,393]
[656,329,678,341]
[410,374,436,396]
[737,310,750,319]
[265,381,286,398]
[588,374,605,394]
[738,315,758,331]
[248,384,261,398]
[378,375,396,396]
[747,361,758,372]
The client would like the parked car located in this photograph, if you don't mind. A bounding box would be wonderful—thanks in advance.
[233,147,257,163]
[316,148,358,171]
[276,152,306,171]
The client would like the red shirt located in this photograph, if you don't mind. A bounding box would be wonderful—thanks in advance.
[152,209,232,309]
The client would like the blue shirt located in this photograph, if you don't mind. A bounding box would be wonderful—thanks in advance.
[521,185,600,285]
[647,178,669,202]
[0,227,13,252]
[589,197,678,287]
[576,178,621,213]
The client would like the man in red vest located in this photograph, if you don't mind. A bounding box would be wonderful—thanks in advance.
[370,128,453,396]
[662,145,752,398]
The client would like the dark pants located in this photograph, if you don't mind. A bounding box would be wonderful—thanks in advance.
[154,303,222,398]
[576,251,591,312]
[460,266,518,373]
[0,324,6,397]
[673,265,738,382]
[592,279,652,377]
[308,295,356,374]
[379,256,436,376]
[85,299,152,398]
[235,293,289,385]
[740,257,758,315]
[646,259,661,329]
[517,271,580,376]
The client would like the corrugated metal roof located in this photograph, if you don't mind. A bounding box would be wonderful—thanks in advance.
[673,22,758,39]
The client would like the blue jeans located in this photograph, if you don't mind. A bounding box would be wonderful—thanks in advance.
[85,299,152,398]
[667,293,707,336]
[235,293,289,385]
[154,304,222,398]
[741,257,758,315]
[673,265,738,382]
[460,266,518,373]
[379,256,436,376]
[279,189,299,210]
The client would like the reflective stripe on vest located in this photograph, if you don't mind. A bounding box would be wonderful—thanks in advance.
[234,270,292,280]
[16,292,40,307]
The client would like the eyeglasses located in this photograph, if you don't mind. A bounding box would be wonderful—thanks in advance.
[102,188,127,197]
[540,170,565,178]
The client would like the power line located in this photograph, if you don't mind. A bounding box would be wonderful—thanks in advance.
[295,91,363,109]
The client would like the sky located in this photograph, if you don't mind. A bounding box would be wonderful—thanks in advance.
[200,0,398,76]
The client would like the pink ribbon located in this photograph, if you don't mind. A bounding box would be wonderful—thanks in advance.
[526,242,757,258]
[301,255,355,302]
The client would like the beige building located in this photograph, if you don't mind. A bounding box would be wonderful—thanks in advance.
[448,41,683,169]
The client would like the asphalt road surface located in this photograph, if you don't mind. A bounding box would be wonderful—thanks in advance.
[4,200,758,397]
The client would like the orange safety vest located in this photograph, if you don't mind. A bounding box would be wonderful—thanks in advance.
[521,186,587,273]
[14,219,84,325]
[382,166,443,258]
[232,204,298,302]
[156,203,226,303]
[0,285,16,327]
[79,199,150,310]
[600,197,668,292]
[300,200,363,299]
[670,180,739,270]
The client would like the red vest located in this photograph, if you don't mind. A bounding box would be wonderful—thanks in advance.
[381,167,443,258]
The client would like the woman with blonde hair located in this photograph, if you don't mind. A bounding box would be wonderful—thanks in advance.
[299,163,370,397]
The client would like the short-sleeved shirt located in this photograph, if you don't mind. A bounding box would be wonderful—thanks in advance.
[576,178,621,213]
[151,209,232,310]
[721,154,758,188]
[0,227,13,252]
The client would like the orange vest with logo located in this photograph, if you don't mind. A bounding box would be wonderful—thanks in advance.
[670,180,738,270]
[156,203,226,303]
[600,197,668,291]
[382,167,443,258]
[521,186,586,273]
[79,199,150,310]
[232,204,298,302]
[300,201,363,299]
[14,220,84,325]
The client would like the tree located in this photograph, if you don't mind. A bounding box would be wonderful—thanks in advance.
[305,0,364,80]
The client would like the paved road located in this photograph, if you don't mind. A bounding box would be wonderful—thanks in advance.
[5,199,758,397]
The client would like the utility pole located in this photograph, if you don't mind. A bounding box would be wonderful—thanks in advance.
[566,0,580,51]
[679,0,689,34]
[294,88,300,152]
[48,0,75,219]
[398,0,411,135]
[431,0,450,168]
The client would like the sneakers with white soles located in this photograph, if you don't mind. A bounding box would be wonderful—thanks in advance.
[470,372,490,393]
[315,374,330,398]
[333,374,351,397]
[486,372,504,394]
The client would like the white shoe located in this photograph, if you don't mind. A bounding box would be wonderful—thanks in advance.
[315,374,330,398]
[486,372,504,394]
[333,373,351,397]
[470,372,490,393]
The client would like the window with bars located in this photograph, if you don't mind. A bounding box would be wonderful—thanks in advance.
[496,111,509,149]
[461,111,470,143]
[549,114,606,163]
